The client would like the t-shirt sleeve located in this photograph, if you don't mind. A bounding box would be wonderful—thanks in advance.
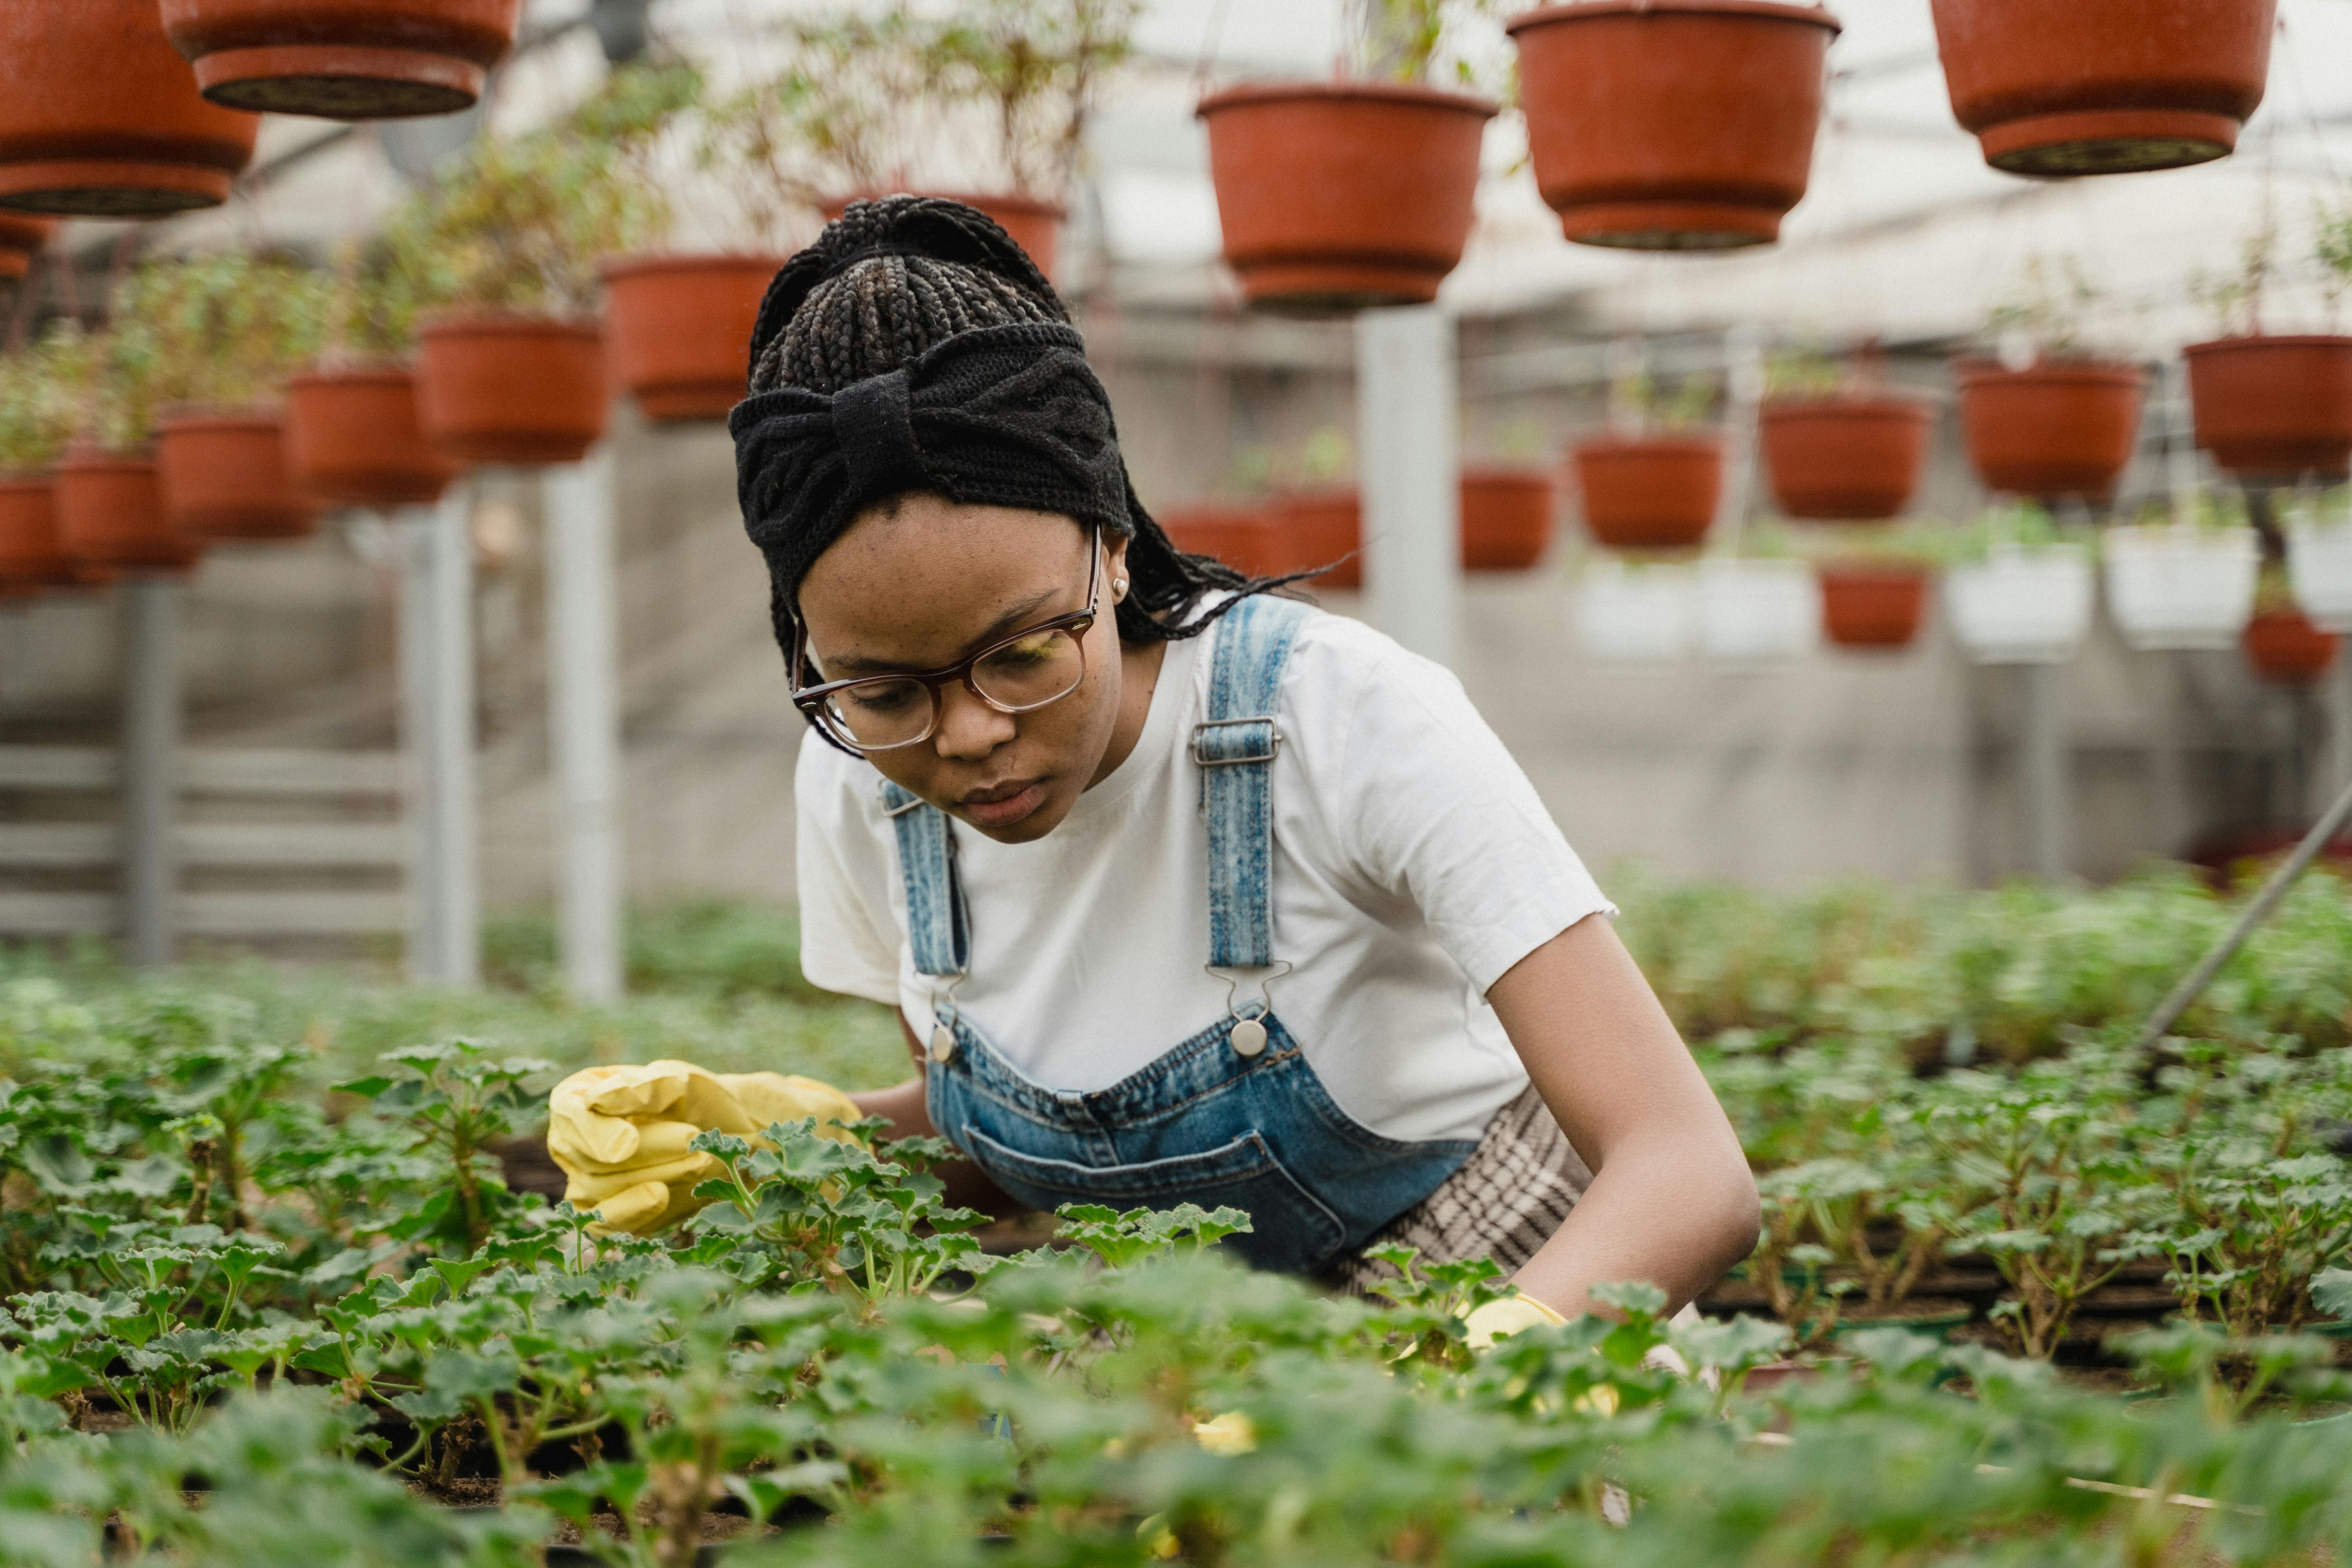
[792,730,906,1006]
[1292,617,1615,994]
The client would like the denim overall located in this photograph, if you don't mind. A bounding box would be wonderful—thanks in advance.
[880,594,1476,1274]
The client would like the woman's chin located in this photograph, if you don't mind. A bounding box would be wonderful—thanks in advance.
[956,780,1069,843]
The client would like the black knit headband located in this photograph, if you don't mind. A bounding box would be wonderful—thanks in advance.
[729,320,1141,611]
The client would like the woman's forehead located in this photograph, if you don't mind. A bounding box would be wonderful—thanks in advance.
[798,497,1093,667]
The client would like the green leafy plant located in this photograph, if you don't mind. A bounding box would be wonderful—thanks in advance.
[0,324,93,473]
[1986,253,2103,363]
[334,1041,549,1257]
[1348,0,1505,88]
[108,252,331,411]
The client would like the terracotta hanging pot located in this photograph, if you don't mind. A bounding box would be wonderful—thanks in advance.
[0,0,260,216]
[0,215,54,281]
[1159,503,1282,579]
[1277,490,1364,587]
[0,476,67,587]
[1758,396,1934,520]
[158,0,521,119]
[2243,608,2341,684]
[602,253,785,424]
[156,409,319,542]
[2183,336,2352,482]
[55,448,197,572]
[1818,563,1930,648]
[1507,0,1840,251]
[822,192,1066,281]
[1954,360,2146,500]
[1573,435,1723,550]
[1460,467,1555,570]
[1929,0,2274,177]
[1196,82,1496,311]
[416,310,608,467]
[285,362,458,508]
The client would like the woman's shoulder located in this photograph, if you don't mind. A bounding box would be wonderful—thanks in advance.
[793,726,890,828]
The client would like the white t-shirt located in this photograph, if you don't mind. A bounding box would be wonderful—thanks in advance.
[794,604,1614,1144]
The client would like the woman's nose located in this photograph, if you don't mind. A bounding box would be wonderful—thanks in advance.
[932,683,1016,760]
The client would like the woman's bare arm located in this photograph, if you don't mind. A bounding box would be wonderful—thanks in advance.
[1487,912,1760,1319]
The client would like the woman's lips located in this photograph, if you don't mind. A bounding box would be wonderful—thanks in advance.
[959,779,1047,827]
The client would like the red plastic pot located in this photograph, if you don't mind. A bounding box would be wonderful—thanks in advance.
[156,409,319,542]
[416,310,608,467]
[1460,467,1555,570]
[0,476,66,587]
[1954,360,2146,500]
[2243,608,2341,684]
[602,253,784,424]
[821,192,1065,281]
[0,215,53,281]
[159,0,520,118]
[1759,396,1933,520]
[1508,0,1840,251]
[0,0,259,216]
[1572,435,1723,550]
[55,448,196,572]
[1818,563,1930,648]
[1929,0,2274,177]
[1196,82,1496,312]
[1159,504,1282,578]
[285,363,458,508]
[1277,490,1363,587]
[2183,336,2352,481]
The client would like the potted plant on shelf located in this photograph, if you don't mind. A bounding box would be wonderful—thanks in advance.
[1799,521,1951,650]
[286,237,460,510]
[118,253,332,543]
[1197,0,1497,311]
[1460,466,1555,572]
[1942,502,2097,665]
[0,327,91,591]
[1508,0,1841,251]
[1573,369,1723,551]
[1758,345,1935,520]
[2102,494,2260,652]
[55,323,197,574]
[1954,258,2147,503]
[2243,595,2341,686]
[0,0,260,216]
[158,0,521,120]
[2182,211,2352,484]
[2284,488,2352,633]
[1928,0,2273,178]
[1575,558,1696,664]
[1156,500,1284,579]
[1696,527,1822,666]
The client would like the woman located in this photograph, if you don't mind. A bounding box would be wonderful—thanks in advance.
[586,196,1757,1323]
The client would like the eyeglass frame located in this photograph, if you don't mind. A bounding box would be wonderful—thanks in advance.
[789,526,1103,755]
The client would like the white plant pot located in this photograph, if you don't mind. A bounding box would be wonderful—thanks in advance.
[1945,543,2094,665]
[1695,559,1819,666]
[2286,517,2352,633]
[1574,560,1694,664]
[2101,525,2258,652]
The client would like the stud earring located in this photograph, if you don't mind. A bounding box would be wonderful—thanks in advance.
[1113,577,1129,601]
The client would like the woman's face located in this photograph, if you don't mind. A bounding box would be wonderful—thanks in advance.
[797,494,1134,845]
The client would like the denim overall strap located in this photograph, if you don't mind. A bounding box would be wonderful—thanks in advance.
[880,780,967,977]
[1193,595,1311,970]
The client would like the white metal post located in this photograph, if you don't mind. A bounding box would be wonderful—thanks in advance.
[543,450,625,1002]
[424,487,480,986]
[1357,305,1460,668]
[1715,326,1766,555]
[395,506,441,981]
[121,576,180,967]
[2018,662,2071,878]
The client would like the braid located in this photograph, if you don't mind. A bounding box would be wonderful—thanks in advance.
[750,194,1303,646]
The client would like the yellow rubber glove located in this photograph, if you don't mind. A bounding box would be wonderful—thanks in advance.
[1461,1293,1569,1351]
[546,1061,861,1235]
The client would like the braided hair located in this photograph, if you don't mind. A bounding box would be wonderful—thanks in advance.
[747,195,1298,647]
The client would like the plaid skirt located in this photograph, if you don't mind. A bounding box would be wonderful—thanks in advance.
[1323,1082,1594,1296]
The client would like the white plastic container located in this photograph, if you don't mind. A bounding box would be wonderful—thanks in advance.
[2101,525,2259,652]
[1945,542,2095,665]
[1574,560,1694,664]
[1695,558,1819,666]
[2286,515,2352,633]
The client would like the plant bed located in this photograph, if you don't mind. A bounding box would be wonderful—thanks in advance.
[1459,466,1554,570]
[158,0,521,119]
[155,408,318,542]
[285,363,458,508]
[416,311,608,467]
[0,0,260,216]
[1817,563,1930,648]
[2184,336,2352,482]
[1508,0,1841,251]
[54,447,195,572]
[1759,395,1933,520]
[1929,0,2276,177]
[1828,1298,1976,1343]
[1196,82,1496,311]
[1954,359,2146,500]
[1572,434,1723,549]
[601,253,783,424]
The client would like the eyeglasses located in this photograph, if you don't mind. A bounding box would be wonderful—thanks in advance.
[791,530,1101,755]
